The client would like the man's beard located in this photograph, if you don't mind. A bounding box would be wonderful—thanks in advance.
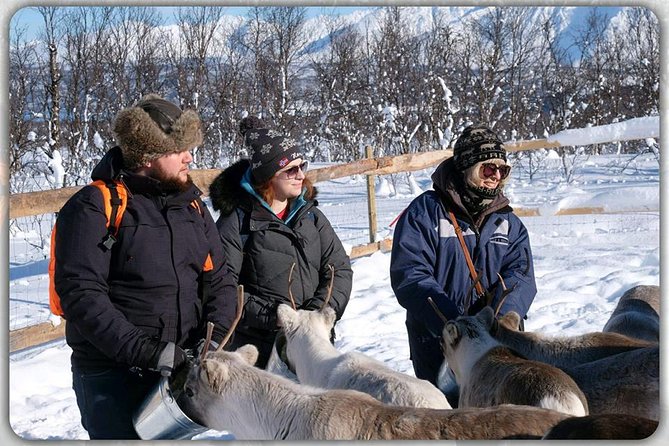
[151,167,193,193]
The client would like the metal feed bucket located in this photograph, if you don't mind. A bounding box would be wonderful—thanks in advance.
[133,376,208,440]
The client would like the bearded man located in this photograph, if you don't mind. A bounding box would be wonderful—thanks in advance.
[52,95,238,439]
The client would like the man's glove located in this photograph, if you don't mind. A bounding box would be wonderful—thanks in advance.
[137,340,188,377]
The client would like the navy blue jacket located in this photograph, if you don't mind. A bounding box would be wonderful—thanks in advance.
[54,147,238,368]
[390,159,536,338]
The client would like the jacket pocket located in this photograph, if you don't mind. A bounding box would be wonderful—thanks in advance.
[129,314,166,341]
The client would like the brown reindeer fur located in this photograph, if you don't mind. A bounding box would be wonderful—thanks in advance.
[602,285,660,342]
[542,413,658,439]
[443,307,588,416]
[494,311,652,369]
[564,345,659,420]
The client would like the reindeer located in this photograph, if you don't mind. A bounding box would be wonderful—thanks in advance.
[602,285,660,343]
[277,303,451,409]
[562,345,659,421]
[492,309,652,369]
[542,413,658,439]
[439,305,588,416]
[176,345,570,440]
[272,263,450,409]
[458,284,658,420]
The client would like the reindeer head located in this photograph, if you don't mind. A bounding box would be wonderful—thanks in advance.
[277,304,337,341]
[440,307,498,376]
[178,345,259,429]
[276,303,337,374]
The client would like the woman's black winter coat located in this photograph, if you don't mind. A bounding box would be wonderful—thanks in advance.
[209,160,353,356]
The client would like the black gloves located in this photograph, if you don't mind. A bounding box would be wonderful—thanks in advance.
[137,339,188,377]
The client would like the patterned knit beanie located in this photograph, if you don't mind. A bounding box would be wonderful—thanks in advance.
[239,116,304,184]
[113,94,203,170]
[453,124,506,171]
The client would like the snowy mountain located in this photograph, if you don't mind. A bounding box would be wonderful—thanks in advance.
[149,6,622,61]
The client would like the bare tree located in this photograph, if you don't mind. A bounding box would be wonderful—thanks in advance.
[8,24,42,193]
[59,7,114,185]
[36,7,64,162]
[310,18,369,161]
[168,7,224,167]
[257,6,309,131]
[370,7,424,156]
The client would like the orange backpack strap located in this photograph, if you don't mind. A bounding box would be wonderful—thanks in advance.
[49,180,128,317]
[190,197,215,304]
[90,180,128,250]
[189,197,214,271]
[48,226,63,316]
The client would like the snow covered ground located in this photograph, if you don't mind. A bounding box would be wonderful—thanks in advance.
[7,152,662,440]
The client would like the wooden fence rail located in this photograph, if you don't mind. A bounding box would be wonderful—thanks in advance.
[9,149,456,219]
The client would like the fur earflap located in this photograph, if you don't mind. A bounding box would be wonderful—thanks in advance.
[113,95,203,170]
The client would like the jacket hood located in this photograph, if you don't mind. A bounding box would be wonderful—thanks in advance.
[91,146,126,182]
[209,158,318,216]
[209,159,251,215]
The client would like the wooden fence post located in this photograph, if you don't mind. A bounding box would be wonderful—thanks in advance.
[366,146,378,243]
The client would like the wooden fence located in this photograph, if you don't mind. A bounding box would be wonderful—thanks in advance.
[8,134,658,352]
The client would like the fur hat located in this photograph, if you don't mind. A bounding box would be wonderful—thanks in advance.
[240,116,304,184]
[453,124,506,171]
[113,94,203,170]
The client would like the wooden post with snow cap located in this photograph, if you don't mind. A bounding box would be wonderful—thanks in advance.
[366,146,378,244]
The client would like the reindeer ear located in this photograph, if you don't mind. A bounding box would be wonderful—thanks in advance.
[478,306,495,329]
[499,311,521,330]
[203,358,229,393]
[277,303,297,330]
[443,322,459,344]
[321,306,337,328]
[236,344,259,365]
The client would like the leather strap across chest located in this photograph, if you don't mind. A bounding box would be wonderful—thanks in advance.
[448,210,486,298]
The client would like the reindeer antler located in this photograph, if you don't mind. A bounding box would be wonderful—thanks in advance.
[200,322,215,362]
[427,297,449,324]
[216,284,245,352]
[287,263,298,310]
[320,264,335,310]
[493,273,516,317]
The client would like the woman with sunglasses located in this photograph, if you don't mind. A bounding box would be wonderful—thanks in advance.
[390,124,537,406]
[208,116,353,368]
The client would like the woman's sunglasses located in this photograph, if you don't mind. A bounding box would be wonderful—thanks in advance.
[281,161,309,179]
[481,163,511,180]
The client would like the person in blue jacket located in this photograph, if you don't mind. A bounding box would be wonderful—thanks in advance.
[390,124,537,403]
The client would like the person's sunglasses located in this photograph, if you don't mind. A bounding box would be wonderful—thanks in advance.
[281,161,309,179]
[481,163,511,180]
